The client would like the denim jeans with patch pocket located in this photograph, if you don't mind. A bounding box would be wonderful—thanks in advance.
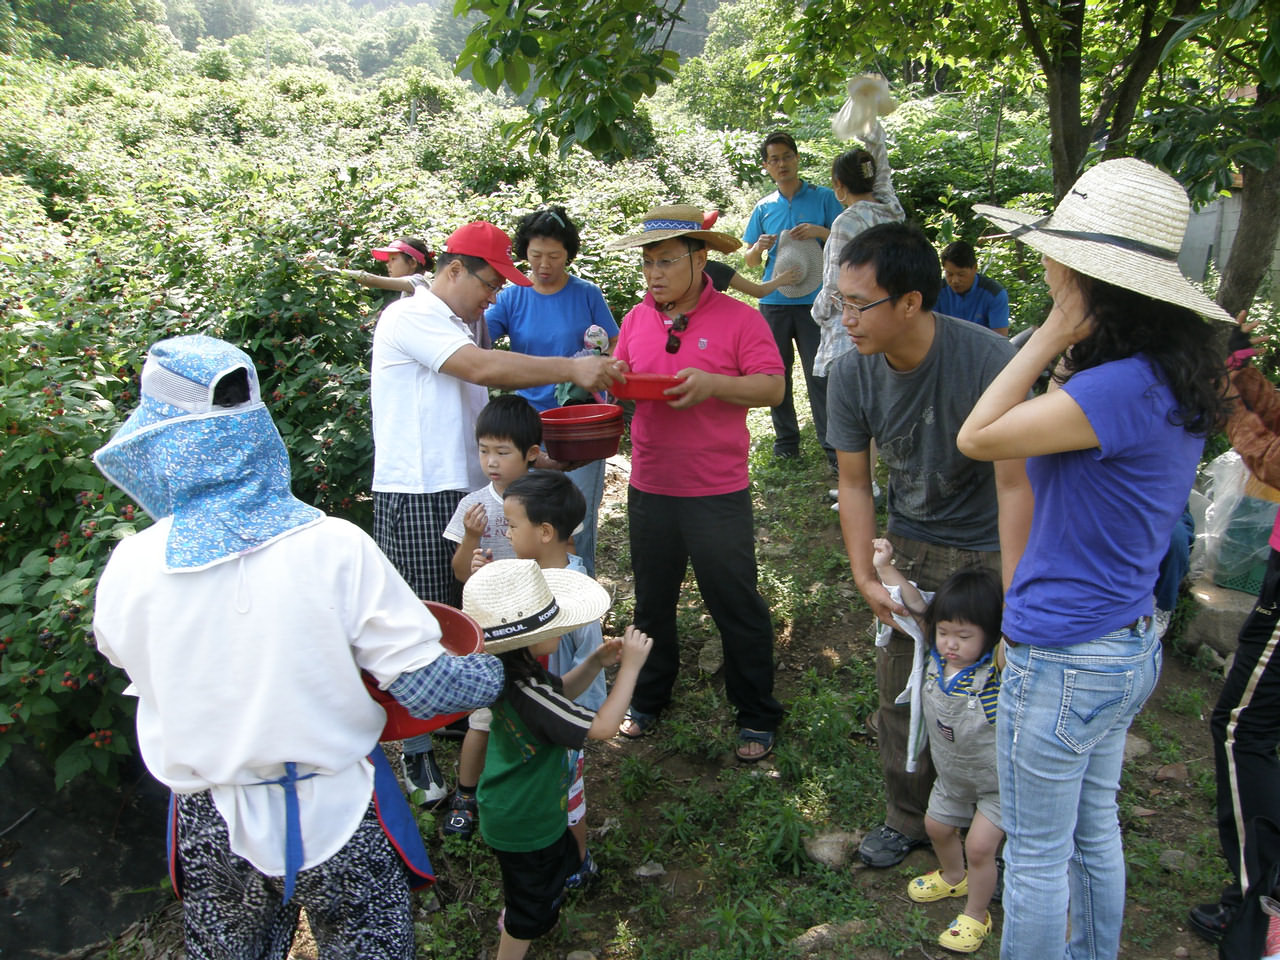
[997,621,1162,960]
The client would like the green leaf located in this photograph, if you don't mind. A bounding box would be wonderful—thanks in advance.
[54,747,93,789]
[504,55,531,92]
[573,110,596,145]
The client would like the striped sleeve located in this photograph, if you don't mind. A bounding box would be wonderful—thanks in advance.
[979,667,1000,725]
[510,675,594,749]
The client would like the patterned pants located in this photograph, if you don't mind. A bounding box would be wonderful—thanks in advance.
[175,792,414,960]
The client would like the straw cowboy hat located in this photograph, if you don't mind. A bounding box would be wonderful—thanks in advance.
[605,204,742,253]
[974,158,1231,323]
[462,558,611,654]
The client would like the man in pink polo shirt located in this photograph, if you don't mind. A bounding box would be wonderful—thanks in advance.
[604,205,786,762]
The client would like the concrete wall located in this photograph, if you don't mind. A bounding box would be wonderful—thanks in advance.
[1181,191,1280,294]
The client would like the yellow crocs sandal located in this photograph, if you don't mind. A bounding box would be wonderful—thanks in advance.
[938,911,992,953]
[907,868,969,903]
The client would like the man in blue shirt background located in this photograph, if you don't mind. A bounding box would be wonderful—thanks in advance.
[935,240,1010,337]
[744,131,844,467]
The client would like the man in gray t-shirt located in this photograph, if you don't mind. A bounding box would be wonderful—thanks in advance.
[825,223,1031,868]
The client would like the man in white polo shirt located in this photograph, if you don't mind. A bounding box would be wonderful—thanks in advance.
[371,220,619,802]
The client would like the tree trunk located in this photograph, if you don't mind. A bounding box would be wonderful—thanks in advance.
[1216,144,1280,316]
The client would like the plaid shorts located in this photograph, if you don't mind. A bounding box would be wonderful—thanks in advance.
[372,490,465,606]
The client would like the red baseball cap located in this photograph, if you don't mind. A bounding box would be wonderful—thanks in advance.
[444,222,531,287]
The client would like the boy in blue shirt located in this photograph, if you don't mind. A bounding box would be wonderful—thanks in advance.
[502,471,608,886]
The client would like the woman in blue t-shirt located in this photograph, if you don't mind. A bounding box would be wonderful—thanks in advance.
[485,207,620,576]
[956,159,1231,960]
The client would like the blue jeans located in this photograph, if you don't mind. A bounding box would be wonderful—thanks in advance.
[566,458,605,578]
[998,622,1163,960]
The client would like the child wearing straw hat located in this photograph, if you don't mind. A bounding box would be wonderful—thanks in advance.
[462,558,652,960]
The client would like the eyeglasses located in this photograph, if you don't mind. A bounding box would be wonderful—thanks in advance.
[665,314,689,354]
[765,152,797,166]
[829,292,894,320]
[465,265,504,296]
[642,251,693,273]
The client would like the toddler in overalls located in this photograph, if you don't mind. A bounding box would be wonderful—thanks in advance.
[873,539,1005,954]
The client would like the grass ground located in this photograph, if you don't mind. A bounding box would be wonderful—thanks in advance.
[103,371,1232,960]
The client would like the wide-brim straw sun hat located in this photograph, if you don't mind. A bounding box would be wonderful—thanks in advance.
[605,204,742,253]
[772,230,824,298]
[462,558,611,654]
[974,157,1231,323]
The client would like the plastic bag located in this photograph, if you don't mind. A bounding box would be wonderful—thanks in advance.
[831,74,898,140]
[1193,450,1278,593]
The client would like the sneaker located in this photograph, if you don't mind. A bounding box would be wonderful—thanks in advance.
[858,823,929,868]
[991,855,1004,904]
[442,789,477,838]
[402,750,448,808]
[828,488,839,500]
[1189,901,1236,944]
[564,849,600,891]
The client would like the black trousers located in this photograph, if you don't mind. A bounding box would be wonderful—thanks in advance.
[627,487,783,731]
[1212,547,1280,906]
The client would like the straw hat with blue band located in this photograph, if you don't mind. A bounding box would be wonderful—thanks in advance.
[973,157,1231,324]
[604,204,742,253]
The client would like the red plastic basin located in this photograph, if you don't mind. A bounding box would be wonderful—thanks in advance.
[610,373,685,401]
[362,601,484,742]
[541,403,625,462]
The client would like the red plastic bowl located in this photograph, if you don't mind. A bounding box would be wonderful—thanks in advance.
[362,601,485,742]
[541,403,623,425]
[541,403,625,462]
[610,373,685,401]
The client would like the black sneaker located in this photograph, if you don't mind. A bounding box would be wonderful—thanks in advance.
[402,750,448,808]
[442,789,477,839]
[858,823,929,868]
[564,849,599,891]
[1189,901,1236,944]
[991,855,1004,904]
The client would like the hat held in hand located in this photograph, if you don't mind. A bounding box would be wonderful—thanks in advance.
[772,230,824,299]
[463,558,611,654]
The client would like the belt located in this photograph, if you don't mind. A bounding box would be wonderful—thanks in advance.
[1002,617,1149,649]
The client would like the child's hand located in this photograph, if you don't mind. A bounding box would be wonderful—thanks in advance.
[462,503,488,537]
[469,547,494,574]
[871,537,893,569]
[618,625,653,670]
[594,637,623,669]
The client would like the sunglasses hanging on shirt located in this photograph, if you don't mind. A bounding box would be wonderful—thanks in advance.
[665,314,689,354]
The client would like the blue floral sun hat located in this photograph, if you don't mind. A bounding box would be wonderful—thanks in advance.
[93,335,322,572]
